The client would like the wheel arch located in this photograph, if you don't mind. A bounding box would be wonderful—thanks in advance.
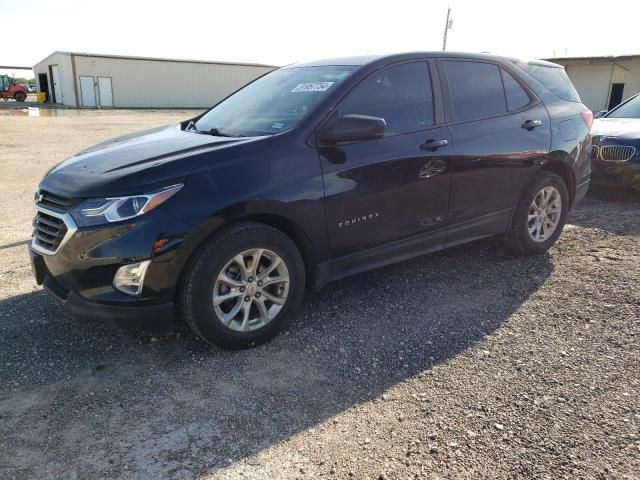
[175,204,321,296]
[538,153,576,206]
[239,212,317,285]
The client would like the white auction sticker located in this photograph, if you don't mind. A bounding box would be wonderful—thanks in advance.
[291,82,335,92]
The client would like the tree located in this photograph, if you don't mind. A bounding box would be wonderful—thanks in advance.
[13,77,35,84]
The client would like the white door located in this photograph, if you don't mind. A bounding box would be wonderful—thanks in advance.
[98,77,113,107]
[51,65,61,103]
[80,76,96,107]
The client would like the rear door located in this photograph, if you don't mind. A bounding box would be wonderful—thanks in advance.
[438,59,551,244]
[319,60,452,274]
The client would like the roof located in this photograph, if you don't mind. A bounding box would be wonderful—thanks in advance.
[33,51,279,69]
[544,54,640,63]
[285,51,562,68]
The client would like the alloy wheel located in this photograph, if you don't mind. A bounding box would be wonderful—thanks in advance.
[527,186,562,242]
[212,248,290,332]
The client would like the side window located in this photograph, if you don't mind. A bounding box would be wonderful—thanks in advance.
[339,62,434,134]
[501,69,531,111]
[444,61,507,122]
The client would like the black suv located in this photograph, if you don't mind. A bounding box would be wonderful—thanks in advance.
[30,52,592,349]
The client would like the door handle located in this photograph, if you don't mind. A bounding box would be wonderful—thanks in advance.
[521,119,542,130]
[420,139,449,151]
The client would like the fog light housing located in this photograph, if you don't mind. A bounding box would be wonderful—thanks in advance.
[113,260,151,296]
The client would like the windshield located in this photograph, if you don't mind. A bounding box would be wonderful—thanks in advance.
[606,94,640,119]
[193,65,357,137]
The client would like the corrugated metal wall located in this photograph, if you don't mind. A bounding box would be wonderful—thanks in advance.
[33,53,276,108]
[610,59,640,102]
[555,58,640,112]
[72,55,275,108]
[565,63,612,112]
[33,53,75,106]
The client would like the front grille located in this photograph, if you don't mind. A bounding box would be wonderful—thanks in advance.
[598,145,636,162]
[32,211,68,253]
[36,190,77,212]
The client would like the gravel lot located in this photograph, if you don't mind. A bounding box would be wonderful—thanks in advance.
[1,112,639,479]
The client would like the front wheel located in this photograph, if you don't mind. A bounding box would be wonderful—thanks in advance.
[180,222,305,349]
[507,170,569,255]
[14,92,26,102]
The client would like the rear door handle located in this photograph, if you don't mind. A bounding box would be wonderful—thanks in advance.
[521,119,542,130]
[420,139,449,151]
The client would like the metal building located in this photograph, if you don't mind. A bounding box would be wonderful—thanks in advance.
[548,54,640,113]
[32,51,277,108]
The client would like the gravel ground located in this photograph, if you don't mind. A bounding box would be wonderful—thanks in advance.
[0,112,639,479]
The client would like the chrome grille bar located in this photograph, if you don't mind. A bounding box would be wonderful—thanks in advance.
[31,205,77,256]
[598,145,636,162]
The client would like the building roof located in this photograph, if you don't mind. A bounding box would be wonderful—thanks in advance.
[543,54,640,63]
[33,51,279,69]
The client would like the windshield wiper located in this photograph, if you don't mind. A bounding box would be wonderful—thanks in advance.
[185,121,244,138]
[207,127,244,138]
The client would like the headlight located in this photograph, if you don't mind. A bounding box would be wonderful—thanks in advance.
[71,184,183,227]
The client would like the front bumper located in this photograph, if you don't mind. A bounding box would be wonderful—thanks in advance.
[29,206,199,333]
[34,256,174,333]
[590,164,640,190]
[590,142,640,190]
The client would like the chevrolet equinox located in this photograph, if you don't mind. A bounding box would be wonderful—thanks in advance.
[30,52,592,348]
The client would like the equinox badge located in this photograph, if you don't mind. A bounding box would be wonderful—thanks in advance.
[338,212,379,228]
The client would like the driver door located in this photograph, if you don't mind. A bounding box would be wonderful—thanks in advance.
[317,61,452,276]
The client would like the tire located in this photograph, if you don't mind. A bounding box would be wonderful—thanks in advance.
[507,170,569,255]
[14,92,26,102]
[180,222,306,349]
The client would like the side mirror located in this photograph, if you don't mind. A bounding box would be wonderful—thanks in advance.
[320,114,386,145]
[594,110,607,119]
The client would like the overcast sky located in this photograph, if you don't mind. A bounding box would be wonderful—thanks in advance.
[2,0,639,78]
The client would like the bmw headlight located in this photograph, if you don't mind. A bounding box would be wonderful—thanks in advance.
[71,184,183,227]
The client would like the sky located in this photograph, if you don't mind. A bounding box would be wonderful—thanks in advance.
[2,0,639,78]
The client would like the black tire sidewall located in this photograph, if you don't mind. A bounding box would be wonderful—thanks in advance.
[510,171,570,254]
[183,224,305,349]
[14,93,26,102]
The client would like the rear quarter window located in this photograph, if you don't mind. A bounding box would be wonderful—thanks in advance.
[519,63,581,103]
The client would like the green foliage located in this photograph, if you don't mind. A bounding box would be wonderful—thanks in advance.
[13,77,35,84]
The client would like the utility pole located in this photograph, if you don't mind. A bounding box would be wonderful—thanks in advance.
[442,7,452,51]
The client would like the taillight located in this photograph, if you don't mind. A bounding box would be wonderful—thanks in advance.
[580,108,594,131]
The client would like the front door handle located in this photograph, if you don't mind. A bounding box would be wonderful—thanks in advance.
[420,139,449,151]
[521,119,542,130]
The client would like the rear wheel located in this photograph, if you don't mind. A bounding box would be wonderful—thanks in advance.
[14,92,26,102]
[507,170,569,254]
[180,222,305,349]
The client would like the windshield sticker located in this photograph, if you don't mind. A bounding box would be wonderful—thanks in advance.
[291,82,335,93]
[271,122,285,130]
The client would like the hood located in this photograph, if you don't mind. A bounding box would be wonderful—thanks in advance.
[40,124,272,198]
[591,118,640,139]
